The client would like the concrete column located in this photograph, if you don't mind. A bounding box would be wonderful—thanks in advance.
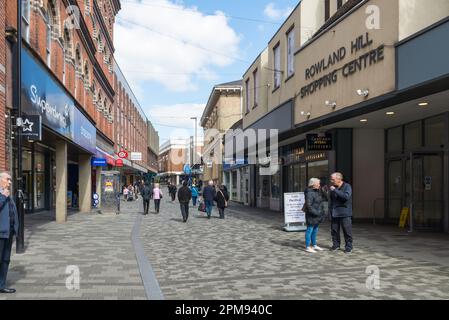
[55,140,68,223]
[96,166,102,207]
[79,154,92,213]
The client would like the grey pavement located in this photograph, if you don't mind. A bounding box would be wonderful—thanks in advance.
[140,199,449,300]
[2,196,449,300]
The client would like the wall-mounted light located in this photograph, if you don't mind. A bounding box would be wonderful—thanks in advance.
[356,89,369,97]
[300,111,311,120]
[325,100,337,109]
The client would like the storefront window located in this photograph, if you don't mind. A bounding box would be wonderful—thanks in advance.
[271,170,280,198]
[387,126,402,153]
[425,115,445,147]
[404,121,422,150]
[308,160,329,187]
[34,152,46,210]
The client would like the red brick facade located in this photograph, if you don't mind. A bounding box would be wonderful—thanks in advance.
[0,1,6,171]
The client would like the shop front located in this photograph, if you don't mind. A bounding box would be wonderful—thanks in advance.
[18,46,96,220]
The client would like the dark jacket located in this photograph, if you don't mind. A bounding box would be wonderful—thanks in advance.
[329,182,353,218]
[141,185,152,201]
[214,189,229,209]
[202,185,216,202]
[304,188,327,226]
[177,186,192,204]
[169,185,177,195]
[0,194,19,239]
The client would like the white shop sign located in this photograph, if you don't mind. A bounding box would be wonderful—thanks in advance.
[130,152,142,161]
[283,192,307,232]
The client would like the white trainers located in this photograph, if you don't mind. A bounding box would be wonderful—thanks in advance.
[305,247,317,253]
[313,246,324,251]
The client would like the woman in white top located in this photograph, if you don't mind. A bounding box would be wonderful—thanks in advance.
[152,183,163,213]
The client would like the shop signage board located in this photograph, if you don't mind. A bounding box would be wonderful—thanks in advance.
[306,134,333,151]
[283,192,307,232]
[20,115,42,141]
[115,159,124,167]
[21,47,96,154]
[91,158,107,167]
[117,150,128,159]
[130,152,142,161]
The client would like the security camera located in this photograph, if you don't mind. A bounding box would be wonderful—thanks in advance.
[325,100,337,108]
[357,89,369,97]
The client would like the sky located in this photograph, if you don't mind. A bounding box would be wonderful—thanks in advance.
[114,0,299,144]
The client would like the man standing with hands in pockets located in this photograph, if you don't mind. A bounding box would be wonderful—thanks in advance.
[329,172,353,254]
[0,172,19,294]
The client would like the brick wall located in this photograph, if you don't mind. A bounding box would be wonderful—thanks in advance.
[0,1,7,171]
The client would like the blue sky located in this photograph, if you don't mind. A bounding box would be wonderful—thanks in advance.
[114,0,298,144]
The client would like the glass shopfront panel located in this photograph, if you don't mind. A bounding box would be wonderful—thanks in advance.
[307,160,330,187]
[404,121,422,150]
[425,115,445,147]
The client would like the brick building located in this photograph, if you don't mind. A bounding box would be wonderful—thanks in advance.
[1,0,158,221]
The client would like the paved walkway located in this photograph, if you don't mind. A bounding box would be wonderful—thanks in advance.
[140,200,449,300]
[2,197,449,300]
[1,201,147,300]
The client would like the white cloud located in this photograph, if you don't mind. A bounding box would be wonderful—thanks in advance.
[114,0,241,93]
[147,103,205,134]
[263,3,294,21]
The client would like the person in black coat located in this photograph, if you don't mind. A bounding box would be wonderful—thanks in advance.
[329,172,353,253]
[214,185,229,219]
[141,183,152,215]
[0,172,18,294]
[178,181,192,222]
[304,178,328,253]
[202,181,216,219]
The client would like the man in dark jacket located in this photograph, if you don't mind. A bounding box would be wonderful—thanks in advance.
[214,185,229,219]
[202,180,216,219]
[141,183,152,215]
[0,172,18,294]
[178,181,192,222]
[329,172,353,253]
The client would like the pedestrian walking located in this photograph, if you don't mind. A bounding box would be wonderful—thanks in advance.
[127,184,134,201]
[202,180,216,219]
[123,186,129,201]
[329,172,353,254]
[304,178,328,253]
[152,183,163,213]
[168,183,177,202]
[141,183,152,215]
[178,181,192,223]
[190,184,199,207]
[214,185,229,219]
[0,172,19,294]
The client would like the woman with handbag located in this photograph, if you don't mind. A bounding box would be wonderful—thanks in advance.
[304,178,328,253]
[214,185,229,219]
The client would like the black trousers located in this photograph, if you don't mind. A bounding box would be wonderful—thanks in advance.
[171,193,176,202]
[0,232,13,290]
[218,208,225,219]
[143,199,150,214]
[154,199,161,213]
[331,217,353,250]
[180,203,189,221]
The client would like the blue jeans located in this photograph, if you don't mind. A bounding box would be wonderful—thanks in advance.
[205,200,213,216]
[305,225,319,248]
[192,197,197,206]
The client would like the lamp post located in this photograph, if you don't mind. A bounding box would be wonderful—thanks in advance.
[15,0,25,254]
[190,117,197,166]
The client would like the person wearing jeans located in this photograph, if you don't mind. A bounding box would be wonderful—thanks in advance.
[304,178,327,253]
[190,185,199,207]
[202,180,216,219]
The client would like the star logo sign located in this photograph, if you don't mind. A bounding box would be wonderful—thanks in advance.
[22,119,34,132]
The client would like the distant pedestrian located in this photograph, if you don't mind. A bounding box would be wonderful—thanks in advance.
[0,172,19,294]
[178,181,192,223]
[214,185,229,219]
[329,172,353,254]
[123,186,129,201]
[127,185,134,201]
[190,184,199,207]
[202,180,216,219]
[169,183,177,202]
[141,183,152,215]
[304,178,328,253]
[152,183,163,213]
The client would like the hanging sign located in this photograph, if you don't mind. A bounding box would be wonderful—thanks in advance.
[117,150,128,159]
[306,134,333,151]
[20,115,42,141]
[130,152,142,161]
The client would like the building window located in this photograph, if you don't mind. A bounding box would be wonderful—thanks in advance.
[286,28,295,78]
[44,6,52,67]
[404,121,422,150]
[22,0,30,42]
[424,115,445,147]
[85,0,91,15]
[253,69,259,108]
[273,44,281,89]
[245,78,250,114]
[337,0,344,9]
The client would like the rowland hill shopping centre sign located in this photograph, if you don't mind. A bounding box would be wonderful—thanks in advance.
[300,32,385,98]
